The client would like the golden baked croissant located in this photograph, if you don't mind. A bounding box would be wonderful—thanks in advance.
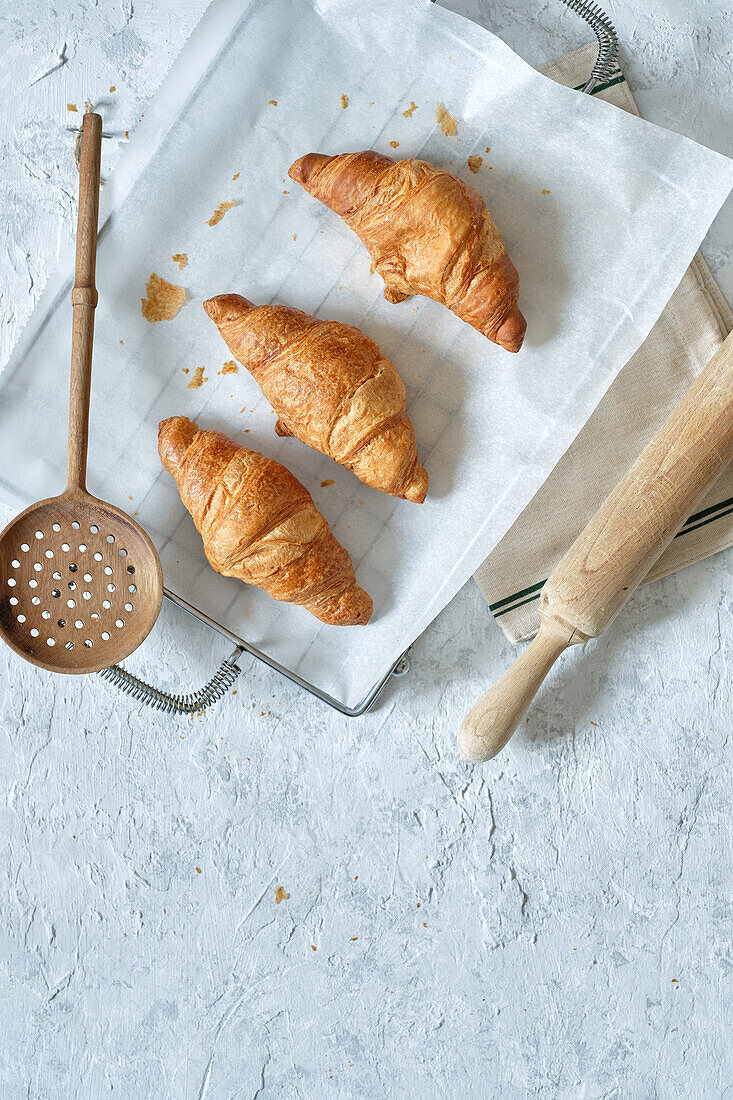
[289,151,526,353]
[158,416,372,626]
[204,293,428,503]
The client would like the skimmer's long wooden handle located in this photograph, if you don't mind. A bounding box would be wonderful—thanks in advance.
[65,112,102,495]
[459,329,733,762]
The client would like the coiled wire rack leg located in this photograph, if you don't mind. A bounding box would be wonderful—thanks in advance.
[558,0,618,92]
[98,646,244,714]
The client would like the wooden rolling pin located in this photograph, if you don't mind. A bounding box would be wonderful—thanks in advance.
[458,329,733,762]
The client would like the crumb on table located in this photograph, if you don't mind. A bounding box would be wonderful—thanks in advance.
[435,102,457,136]
[141,273,185,322]
[187,366,208,389]
[207,200,236,226]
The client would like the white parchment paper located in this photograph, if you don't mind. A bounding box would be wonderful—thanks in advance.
[1,0,732,707]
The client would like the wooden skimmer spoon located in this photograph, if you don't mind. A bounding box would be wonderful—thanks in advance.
[458,328,733,762]
[0,112,163,674]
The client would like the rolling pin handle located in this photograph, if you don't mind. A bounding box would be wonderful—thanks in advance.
[457,616,577,762]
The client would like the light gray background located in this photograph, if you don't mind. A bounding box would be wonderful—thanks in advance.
[1,2,731,1097]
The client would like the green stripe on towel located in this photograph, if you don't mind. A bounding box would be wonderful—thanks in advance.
[573,72,626,96]
[490,495,733,618]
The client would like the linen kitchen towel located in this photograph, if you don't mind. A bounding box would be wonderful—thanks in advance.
[475,43,733,644]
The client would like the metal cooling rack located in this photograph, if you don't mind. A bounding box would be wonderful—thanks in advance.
[90,1,617,716]
[100,588,412,716]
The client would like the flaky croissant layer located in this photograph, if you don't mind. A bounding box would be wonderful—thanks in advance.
[159,416,372,626]
[289,150,526,353]
[204,293,428,503]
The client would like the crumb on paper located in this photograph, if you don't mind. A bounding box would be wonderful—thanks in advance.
[468,154,483,174]
[590,720,599,726]
[402,101,418,117]
[124,130,129,139]
[541,188,551,195]
[283,189,289,194]
[269,99,278,106]
[485,146,491,153]
[109,85,116,92]
[196,867,201,874]
[292,233,296,241]
[389,141,400,149]
[435,102,457,136]
[187,366,208,389]
[320,479,335,487]
[207,200,236,226]
[220,360,237,375]
[311,945,317,951]
[119,339,124,344]
[171,252,188,269]
[341,93,349,109]
[182,367,189,374]
[274,886,290,903]
[232,172,240,180]
[141,272,185,322]
[67,103,77,112]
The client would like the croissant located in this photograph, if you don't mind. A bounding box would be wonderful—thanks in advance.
[288,151,526,353]
[204,293,428,503]
[158,416,372,626]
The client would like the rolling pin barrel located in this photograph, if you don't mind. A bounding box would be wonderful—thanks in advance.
[459,330,733,762]
[544,332,733,638]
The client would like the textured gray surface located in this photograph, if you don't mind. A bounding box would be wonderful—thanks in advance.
[1,2,731,1097]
